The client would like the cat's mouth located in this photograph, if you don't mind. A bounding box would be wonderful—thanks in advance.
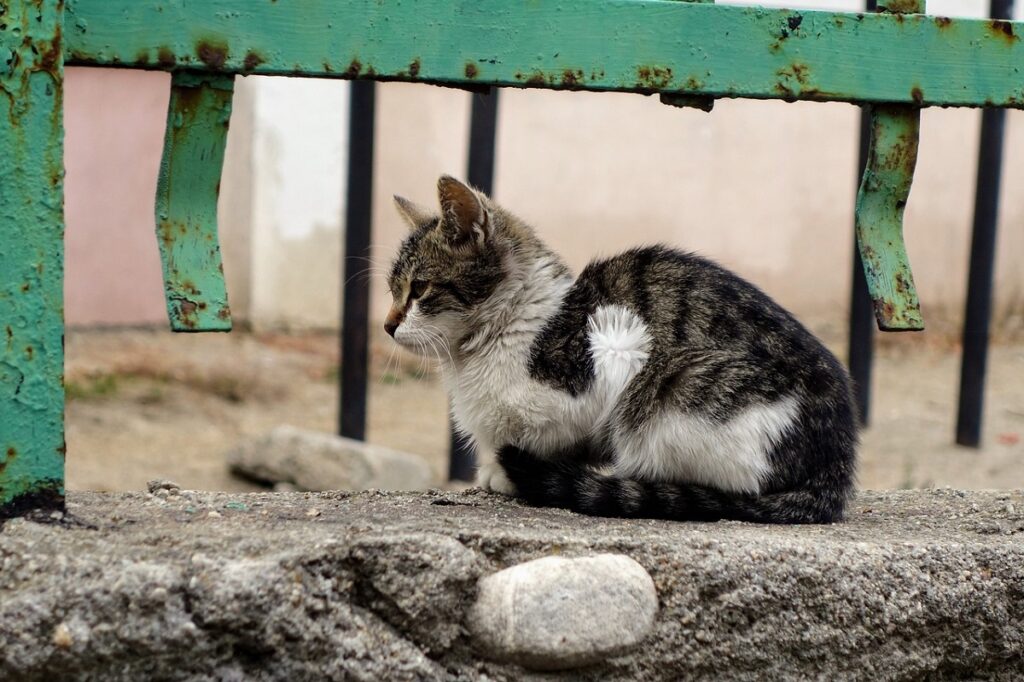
[391,329,445,358]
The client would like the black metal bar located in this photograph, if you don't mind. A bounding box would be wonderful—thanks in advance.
[956,0,1013,448]
[449,430,477,483]
[339,81,376,440]
[467,89,500,192]
[448,88,501,482]
[847,0,877,427]
[848,104,875,427]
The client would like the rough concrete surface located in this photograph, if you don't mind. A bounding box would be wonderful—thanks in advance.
[1,488,1022,681]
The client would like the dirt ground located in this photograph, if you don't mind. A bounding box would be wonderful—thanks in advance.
[64,326,1024,493]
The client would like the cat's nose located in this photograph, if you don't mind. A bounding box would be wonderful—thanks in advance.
[384,309,403,337]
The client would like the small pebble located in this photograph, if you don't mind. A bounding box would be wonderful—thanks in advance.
[1005,503,1015,514]
[306,508,321,518]
[975,522,1003,535]
[207,510,222,519]
[52,623,72,649]
[147,479,180,494]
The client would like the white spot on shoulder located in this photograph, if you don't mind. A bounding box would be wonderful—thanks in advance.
[586,304,652,430]
[588,305,651,390]
[613,396,800,494]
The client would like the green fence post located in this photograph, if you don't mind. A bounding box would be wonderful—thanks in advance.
[155,72,235,332]
[0,0,66,517]
[854,0,927,331]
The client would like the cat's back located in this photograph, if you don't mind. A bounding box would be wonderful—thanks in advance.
[577,246,785,338]
[529,245,853,413]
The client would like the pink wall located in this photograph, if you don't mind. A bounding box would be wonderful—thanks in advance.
[64,68,169,327]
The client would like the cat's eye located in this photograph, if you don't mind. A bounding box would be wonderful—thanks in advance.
[409,280,429,300]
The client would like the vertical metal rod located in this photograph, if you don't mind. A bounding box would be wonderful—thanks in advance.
[847,0,877,426]
[339,81,376,440]
[956,0,1012,448]
[449,88,501,482]
[467,89,500,192]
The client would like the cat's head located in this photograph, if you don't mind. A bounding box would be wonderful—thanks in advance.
[385,175,510,355]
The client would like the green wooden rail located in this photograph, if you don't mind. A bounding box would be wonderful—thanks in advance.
[2,0,1022,515]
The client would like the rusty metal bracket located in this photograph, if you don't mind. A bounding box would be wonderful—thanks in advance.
[659,0,715,112]
[854,0,926,331]
[155,72,235,332]
[855,105,924,330]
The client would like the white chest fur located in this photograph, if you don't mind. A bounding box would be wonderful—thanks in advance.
[446,301,651,460]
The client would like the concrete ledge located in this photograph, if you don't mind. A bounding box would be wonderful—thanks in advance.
[1,489,1022,681]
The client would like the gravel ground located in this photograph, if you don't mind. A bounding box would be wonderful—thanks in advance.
[63,327,1024,493]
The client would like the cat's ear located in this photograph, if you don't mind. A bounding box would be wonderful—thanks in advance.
[393,195,435,230]
[437,175,488,248]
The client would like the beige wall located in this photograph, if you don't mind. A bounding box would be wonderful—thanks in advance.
[365,88,1024,336]
[65,68,169,327]
[63,2,1024,336]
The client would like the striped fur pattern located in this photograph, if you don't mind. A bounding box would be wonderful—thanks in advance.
[387,176,857,524]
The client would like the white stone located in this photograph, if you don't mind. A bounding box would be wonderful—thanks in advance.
[52,623,73,649]
[468,553,658,670]
[227,425,434,492]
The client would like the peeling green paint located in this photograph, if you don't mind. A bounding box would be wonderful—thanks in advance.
[0,0,66,517]
[62,0,1024,108]
[855,1,926,332]
[855,105,925,332]
[155,72,234,333]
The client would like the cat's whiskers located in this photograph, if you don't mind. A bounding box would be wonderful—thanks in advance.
[421,323,455,367]
[376,342,399,386]
[343,266,387,287]
[404,327,434,377]
[343,246,400,286]
[417,327,451,376]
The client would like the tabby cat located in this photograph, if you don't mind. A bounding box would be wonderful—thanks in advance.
[385,176,856,524]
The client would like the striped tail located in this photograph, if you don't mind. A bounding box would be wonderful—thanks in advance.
[497,446,847,524]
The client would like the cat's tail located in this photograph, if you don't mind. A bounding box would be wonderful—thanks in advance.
[496,446,848,524]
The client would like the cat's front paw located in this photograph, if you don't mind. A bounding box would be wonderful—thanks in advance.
[476,461,517,496]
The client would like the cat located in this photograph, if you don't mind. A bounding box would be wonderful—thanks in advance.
[385,176,857,524]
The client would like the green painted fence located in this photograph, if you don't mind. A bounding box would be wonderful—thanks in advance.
[2,0,1022,515]
[1,0,67,517]
[62,1,1024,108]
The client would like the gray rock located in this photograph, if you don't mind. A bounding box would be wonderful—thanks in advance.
[1,488,1023,680]
[469,553,658,670]
[227,425,434,492]
[146,479,180,494]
